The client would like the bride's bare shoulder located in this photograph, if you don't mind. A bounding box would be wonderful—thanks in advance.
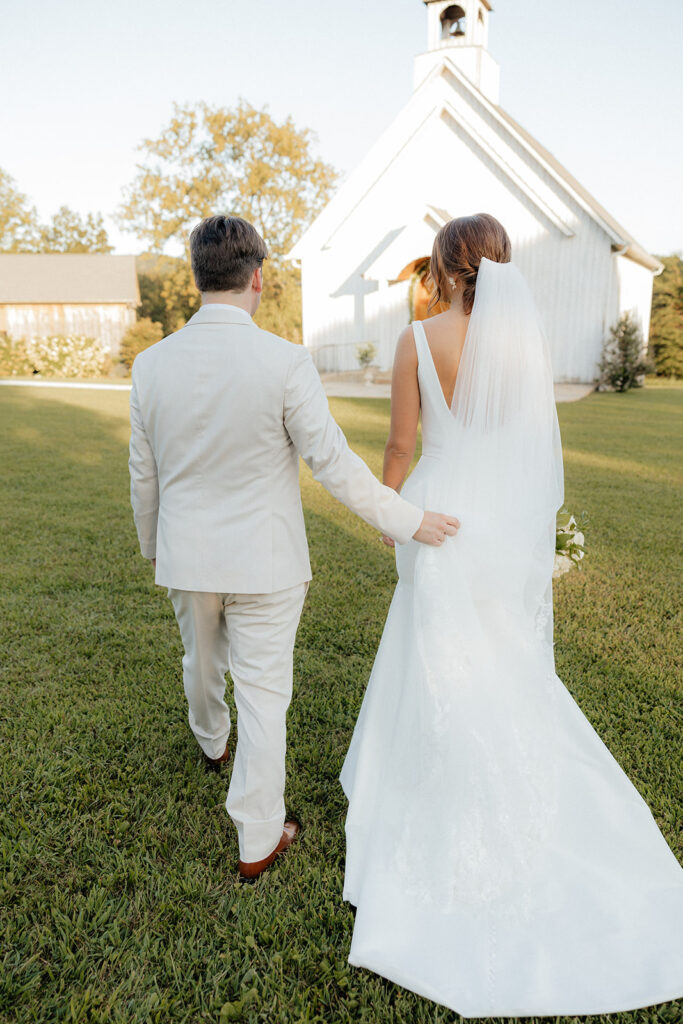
[395,324,418,362]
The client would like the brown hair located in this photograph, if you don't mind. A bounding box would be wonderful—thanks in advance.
[428,213,511,315]
[189,215,268,293]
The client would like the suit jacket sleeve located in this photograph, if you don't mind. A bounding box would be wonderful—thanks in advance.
[129,371,159,559]
[283,346,423,545]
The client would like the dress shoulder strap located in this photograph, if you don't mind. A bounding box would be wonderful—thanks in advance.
[412,320,447,412]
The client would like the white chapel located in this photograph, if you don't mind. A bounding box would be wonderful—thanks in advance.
[289,0,663,383]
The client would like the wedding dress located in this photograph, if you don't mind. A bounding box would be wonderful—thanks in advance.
[339,257,683,1017]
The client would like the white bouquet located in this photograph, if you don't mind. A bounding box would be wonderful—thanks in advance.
[553,509,587,580]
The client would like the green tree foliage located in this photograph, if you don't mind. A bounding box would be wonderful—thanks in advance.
[1,166,112,253]
[136,253,199,335]
[39,205,113,253]
[117,100,336,257]
[254,261,305,344]
[0,167,39,251]
[598,311,651,392]
[117,101,337,343]
[119,317,164,370]
[649,254,683,378]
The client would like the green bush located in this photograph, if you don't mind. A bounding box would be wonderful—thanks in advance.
[598,312,651,392]
[0,332,107,378]
[119,317,164,370]
[0,332,34,376]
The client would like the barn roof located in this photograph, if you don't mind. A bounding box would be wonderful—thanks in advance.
[0,254,140,304]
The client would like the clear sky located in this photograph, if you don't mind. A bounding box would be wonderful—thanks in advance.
[1,0,681,256]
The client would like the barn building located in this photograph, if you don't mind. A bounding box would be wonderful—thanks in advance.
[290,0,663,382]
[0,254,139,356]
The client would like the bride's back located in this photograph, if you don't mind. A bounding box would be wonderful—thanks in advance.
[418,309,470,410]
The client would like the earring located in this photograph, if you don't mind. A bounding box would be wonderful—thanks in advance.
[448,276,456,289]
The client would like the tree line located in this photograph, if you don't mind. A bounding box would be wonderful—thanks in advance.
[0,100,680,374]
[1,100,337,348]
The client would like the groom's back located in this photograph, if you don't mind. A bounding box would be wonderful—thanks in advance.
[130,307,310,594]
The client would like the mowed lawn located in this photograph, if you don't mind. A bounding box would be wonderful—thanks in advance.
[1,384,682,1024]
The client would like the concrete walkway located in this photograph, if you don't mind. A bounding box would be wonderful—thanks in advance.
[321,374,595,403]
[0,377,595,403]
[0,379,132,391]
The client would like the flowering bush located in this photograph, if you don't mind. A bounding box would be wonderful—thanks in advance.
[553,509,588,580]
[0,333,108,378]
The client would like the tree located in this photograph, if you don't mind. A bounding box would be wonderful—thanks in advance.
[117,101,337,257]
[117,101,337,342]
[39,206,113,253]
[649,254,683,378]
[0,167,39,251]
[598,311,651,392]
[136,253,199,335]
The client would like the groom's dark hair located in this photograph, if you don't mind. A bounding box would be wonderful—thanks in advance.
[190,216,269,293]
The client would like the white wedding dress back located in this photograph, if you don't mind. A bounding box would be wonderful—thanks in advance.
[340,257,683,1018]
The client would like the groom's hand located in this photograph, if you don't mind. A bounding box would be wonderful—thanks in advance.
[413,511,460,547]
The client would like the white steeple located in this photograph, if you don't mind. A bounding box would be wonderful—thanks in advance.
[415,1,500,104]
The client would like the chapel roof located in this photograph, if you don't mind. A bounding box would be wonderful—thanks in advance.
[290,56,662,274]
[493,105,662,272]
[0,254,140,304]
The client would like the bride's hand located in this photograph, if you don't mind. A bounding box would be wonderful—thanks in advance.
[381,535,395,548]
[413,511,460,547]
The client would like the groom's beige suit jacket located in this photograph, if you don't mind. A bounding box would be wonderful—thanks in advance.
[129,304,423,593]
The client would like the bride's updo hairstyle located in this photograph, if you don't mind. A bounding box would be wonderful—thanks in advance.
[428,213,511,315]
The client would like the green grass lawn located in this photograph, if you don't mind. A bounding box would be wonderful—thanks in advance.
[1,385,681,1024]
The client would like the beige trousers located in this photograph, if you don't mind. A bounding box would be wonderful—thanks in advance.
[168,582,308,862]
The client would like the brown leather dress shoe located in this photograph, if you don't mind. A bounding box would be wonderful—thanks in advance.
[238,821,300,881]
[203,742,230,771]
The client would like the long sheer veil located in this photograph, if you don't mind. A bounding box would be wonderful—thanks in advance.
[422,255,564,632]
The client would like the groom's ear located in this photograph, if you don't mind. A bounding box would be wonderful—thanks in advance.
[252,267,263,295]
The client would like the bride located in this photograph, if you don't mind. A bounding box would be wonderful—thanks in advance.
[339,213,683,1017]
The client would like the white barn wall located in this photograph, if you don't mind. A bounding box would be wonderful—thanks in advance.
[616,256,655,347]
[4,303,136,355]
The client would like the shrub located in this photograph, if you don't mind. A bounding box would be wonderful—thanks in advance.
[356,342,377,369]
[598,312,651,392]
[0,332,34,376]
[119,317,164,370]
[0,333,107,378]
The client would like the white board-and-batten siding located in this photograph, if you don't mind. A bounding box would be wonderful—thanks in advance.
[0,303,137,355]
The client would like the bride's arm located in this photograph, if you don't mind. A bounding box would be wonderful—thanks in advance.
[383,325,420,492]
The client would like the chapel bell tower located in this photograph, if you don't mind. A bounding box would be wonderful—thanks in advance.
[416,1,500,104]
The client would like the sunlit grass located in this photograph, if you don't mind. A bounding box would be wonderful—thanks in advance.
[1,384,681,1023]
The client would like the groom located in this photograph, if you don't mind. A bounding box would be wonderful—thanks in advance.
[128,215,458,880]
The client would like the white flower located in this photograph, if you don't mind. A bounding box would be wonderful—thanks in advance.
[552,553,574,579]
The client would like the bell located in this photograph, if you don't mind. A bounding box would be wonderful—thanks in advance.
[450,18,466,37]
